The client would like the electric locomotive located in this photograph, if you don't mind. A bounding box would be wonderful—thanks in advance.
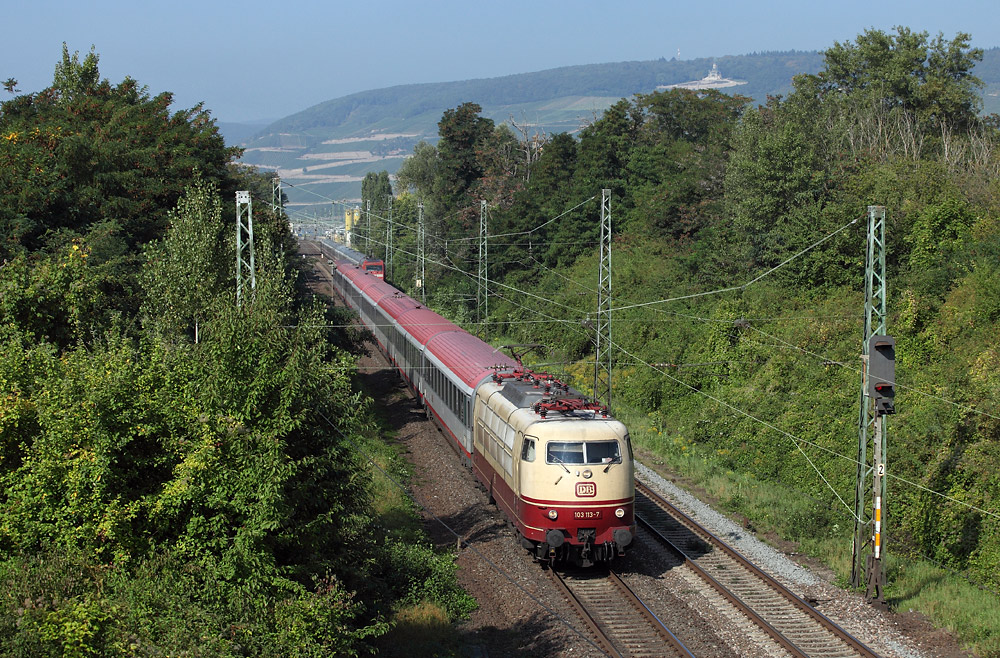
[474,368,635,566]
[328,254,635,566]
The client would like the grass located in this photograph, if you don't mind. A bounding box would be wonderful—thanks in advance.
[349,381,472,653]
[376,600,460,658]
[887,556,1000,657]
[353,428,469,655]
[358,428,424,541]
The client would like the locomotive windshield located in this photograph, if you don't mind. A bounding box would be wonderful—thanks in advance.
[546,441,621,465]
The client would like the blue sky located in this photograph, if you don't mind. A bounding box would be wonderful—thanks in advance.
[3,0,998,123]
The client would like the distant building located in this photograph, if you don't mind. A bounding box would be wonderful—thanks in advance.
[658,63,747,91]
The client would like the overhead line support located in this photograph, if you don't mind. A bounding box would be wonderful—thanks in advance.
[236,190,256,308]
[851,205,891,605]
[417,202,426,303]
[594,189,612,407]
[478,200,489,337]
[386,195,394,281]
[366,200,372,256]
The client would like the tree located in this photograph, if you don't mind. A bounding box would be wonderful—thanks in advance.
[394,140,438,199]
[0,45,238,260]
[506,132,582,269]
[625,89,749,240]
[141,177,229,342]
[360,171,392,258]
[433,102,494,214]
[634,88,749,145]
[476,124,525,210]
[52,43,101,102]
[801,27,984,131]
[574,98,642,205]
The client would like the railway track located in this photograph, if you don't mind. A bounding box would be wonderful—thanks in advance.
[549,567,694,658]
[635,480,881,658]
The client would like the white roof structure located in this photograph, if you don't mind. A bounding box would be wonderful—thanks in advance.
[658,63,747,91]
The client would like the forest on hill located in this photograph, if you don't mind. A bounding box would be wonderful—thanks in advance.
[238,45,1000,209]
[361,26,1000,655]
[238,51,832,207]
[0,46,472,655]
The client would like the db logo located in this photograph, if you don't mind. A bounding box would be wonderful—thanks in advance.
[576,482,597,497]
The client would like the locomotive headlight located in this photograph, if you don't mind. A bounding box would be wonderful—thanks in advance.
[615,507,626,519]
[582,468,593,479]
[547,509,558,520]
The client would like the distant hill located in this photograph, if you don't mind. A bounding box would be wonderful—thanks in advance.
[237,48,1000,211]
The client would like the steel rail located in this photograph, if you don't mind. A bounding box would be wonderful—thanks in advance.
[635,519,808,657]
[549,568,695,658]
[636,480,881,658]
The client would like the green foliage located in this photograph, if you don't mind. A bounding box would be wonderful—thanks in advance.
[361,170,393,260]
[0,45,238,261]
[812,27,984,130]
[0,44,478,658]
[140,176,229,341]
[52,44,101,103]
[0,240,98,347]
[377,540,476,621]
[433,102,495,215]
[0,549,385,658]
[395,140,438,200]
[271,575,388,658]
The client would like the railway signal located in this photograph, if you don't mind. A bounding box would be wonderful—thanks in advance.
[868,336,896,415]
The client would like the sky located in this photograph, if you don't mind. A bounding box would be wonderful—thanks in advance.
[3,0,998,124]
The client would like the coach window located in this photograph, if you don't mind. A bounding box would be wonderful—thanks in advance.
[521,438,536,462]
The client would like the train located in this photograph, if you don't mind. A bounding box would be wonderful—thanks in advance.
[318,240,635,567]
[317,241,385,279]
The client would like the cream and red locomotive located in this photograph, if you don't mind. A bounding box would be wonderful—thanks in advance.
[325,243,635,566]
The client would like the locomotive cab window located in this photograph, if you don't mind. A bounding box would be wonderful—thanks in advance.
[546,441,620,465]
[546,442,584,465]
[521,438,536,462]
[587,440,622,464]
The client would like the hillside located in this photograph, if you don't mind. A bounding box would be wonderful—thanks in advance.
[236,47,1000,214]
[237,52,825,210]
